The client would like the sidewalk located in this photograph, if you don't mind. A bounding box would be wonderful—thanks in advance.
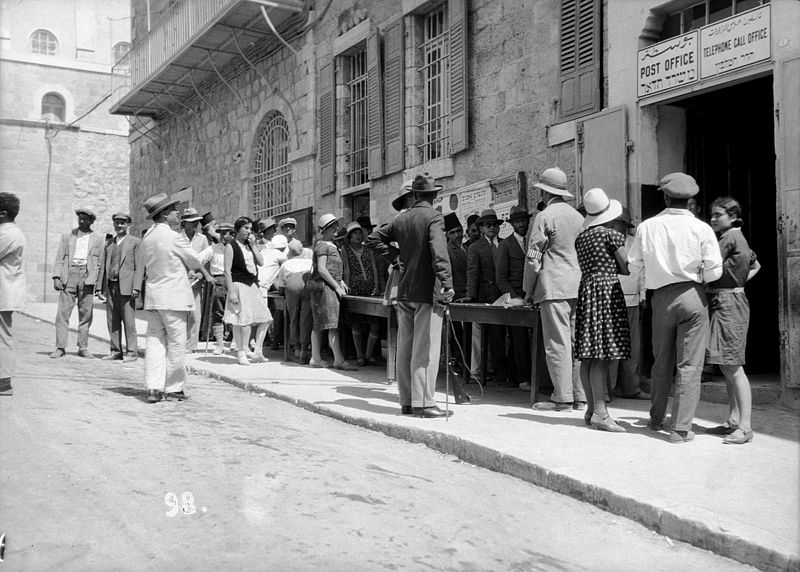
[20,302,800,572]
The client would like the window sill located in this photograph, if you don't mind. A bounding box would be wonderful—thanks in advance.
[340,181,372,196]
[403,156,454,181]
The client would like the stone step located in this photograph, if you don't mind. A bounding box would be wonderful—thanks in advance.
[639,377,781,405]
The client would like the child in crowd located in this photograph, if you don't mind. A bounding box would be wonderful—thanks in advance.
[607,208,649,400]
[705,197,760,445]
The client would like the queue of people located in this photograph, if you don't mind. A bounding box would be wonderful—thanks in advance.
[0,163,760,445]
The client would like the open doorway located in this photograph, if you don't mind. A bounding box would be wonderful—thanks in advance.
[679,76,779,376]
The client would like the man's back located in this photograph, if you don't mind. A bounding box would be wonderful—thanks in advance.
[629,208,722,290]
[373,202,451,304]
[529,201,583,303]
[138,223,199,310]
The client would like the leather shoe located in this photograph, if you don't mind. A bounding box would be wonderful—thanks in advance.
[123,354,138,362]
[147,390,162,403]
[573,401,587,411]
[49,348,65,358]
[77,348,94,359]
[102,353,123,361]
[722,428,754,444]
[591,414,626,433]
[166,391,188,401]
[401,405,413,415]
[705,424,737,435]
[532,401,573,411]
[412,406,453,418]
[668,430,695,443]
[648,419,664,432]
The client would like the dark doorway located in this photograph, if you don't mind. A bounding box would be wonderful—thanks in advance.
[681,76,779,375]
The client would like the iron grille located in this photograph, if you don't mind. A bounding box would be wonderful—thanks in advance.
[420,6,449,161]
[253,114,292,220]
[347,49,370,187]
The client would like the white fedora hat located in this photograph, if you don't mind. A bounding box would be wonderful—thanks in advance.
[583,188,623,228]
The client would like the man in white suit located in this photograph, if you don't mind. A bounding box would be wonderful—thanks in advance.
[133,194,213,403]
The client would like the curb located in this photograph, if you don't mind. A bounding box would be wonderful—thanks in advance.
[21,310,799,572]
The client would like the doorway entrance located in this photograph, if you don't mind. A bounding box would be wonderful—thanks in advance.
[680,76,779,375]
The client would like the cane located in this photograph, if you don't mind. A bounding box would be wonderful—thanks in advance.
[445,307,451,421]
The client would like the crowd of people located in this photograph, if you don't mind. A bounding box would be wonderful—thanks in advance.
[0,168,760,444]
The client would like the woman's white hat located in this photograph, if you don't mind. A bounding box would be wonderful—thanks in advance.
[583,188,623,228]
[318,213,338,230]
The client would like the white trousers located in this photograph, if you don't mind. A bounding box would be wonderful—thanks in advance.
[145,309,189,392]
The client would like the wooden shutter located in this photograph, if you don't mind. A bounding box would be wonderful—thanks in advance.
[448,0,469,154]
[776,56,800,388]
[382,19,404,175]
[367,31,384,180]
[559,0,600,119]
[575,106,627,203]
[318,61,335,195]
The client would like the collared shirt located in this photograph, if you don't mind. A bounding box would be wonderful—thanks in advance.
[628,208,723,290]
[259,245,287,291]
[617,234,645,306]
[513,232,525,250]
[181,231,209,253]
[484,235,499,249]
[115,234,127,246]
[72,232,90,265]
[198,242,226,275]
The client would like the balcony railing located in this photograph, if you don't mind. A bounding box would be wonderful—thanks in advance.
[111,0,237,111]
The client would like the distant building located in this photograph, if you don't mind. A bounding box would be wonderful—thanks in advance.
[113,0,799,406]
[0,0,131,302]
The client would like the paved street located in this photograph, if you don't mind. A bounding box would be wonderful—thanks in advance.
[0,314,754,571]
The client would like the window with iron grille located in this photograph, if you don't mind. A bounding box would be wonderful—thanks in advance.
[41,92,65,122]
[113,42,131,65]
[661,0,770,39]
[420,5,450,161]
[252,113,292,220]
[347,48,370,187]
[30,29,58,56]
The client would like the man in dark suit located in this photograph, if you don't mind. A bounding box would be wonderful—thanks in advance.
[463,208,509,385]
[445,213,467,373]
[366,174,454,418]
[96,212,140,361]
[50,206,105,358]
[496,204,532,388]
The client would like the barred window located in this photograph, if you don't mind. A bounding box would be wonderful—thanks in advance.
[420,5,450,161]
[252,113,291,220]
[347,48,370,187]
[661,0,770,39]
[30,29,58,56]
[113,42,131,65]
[41,92,65,122]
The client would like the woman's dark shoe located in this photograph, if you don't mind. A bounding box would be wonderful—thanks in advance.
[166,391,188,401]
[705,424,737,435]
[591,414,626,433]
[401,405,413,415]
[722,428,754,444]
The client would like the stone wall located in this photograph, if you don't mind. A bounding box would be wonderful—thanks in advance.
[0,123,129,302]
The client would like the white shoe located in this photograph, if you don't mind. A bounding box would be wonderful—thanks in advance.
[237,352,250,365]
[212,345,224,356]
[251,353,268,363]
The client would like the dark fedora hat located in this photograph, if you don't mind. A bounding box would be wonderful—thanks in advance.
[407,173,443,193]
[444,212,462,233]
[357,215,376,230]
[466,213,479,227]
[143,193,179,219]
[200,212,215,227]
[476,208,502,225]
[506,204,531,221]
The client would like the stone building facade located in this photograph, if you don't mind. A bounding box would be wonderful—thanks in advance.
[117,0,798,405]
[0,0,131,302]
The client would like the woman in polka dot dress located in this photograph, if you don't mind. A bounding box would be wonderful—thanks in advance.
[574,188,631,433]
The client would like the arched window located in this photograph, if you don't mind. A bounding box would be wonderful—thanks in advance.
[252,112,291,219]
[41,92,65,122]
[113,42,131,65]
[30,29,58,56]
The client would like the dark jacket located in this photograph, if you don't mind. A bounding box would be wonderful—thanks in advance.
[96,234,140,296]
[496,234,526,298]
[365,201,452,304]
[466,236,501,303]
[447,242,468,299]
[52,229,105,285]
